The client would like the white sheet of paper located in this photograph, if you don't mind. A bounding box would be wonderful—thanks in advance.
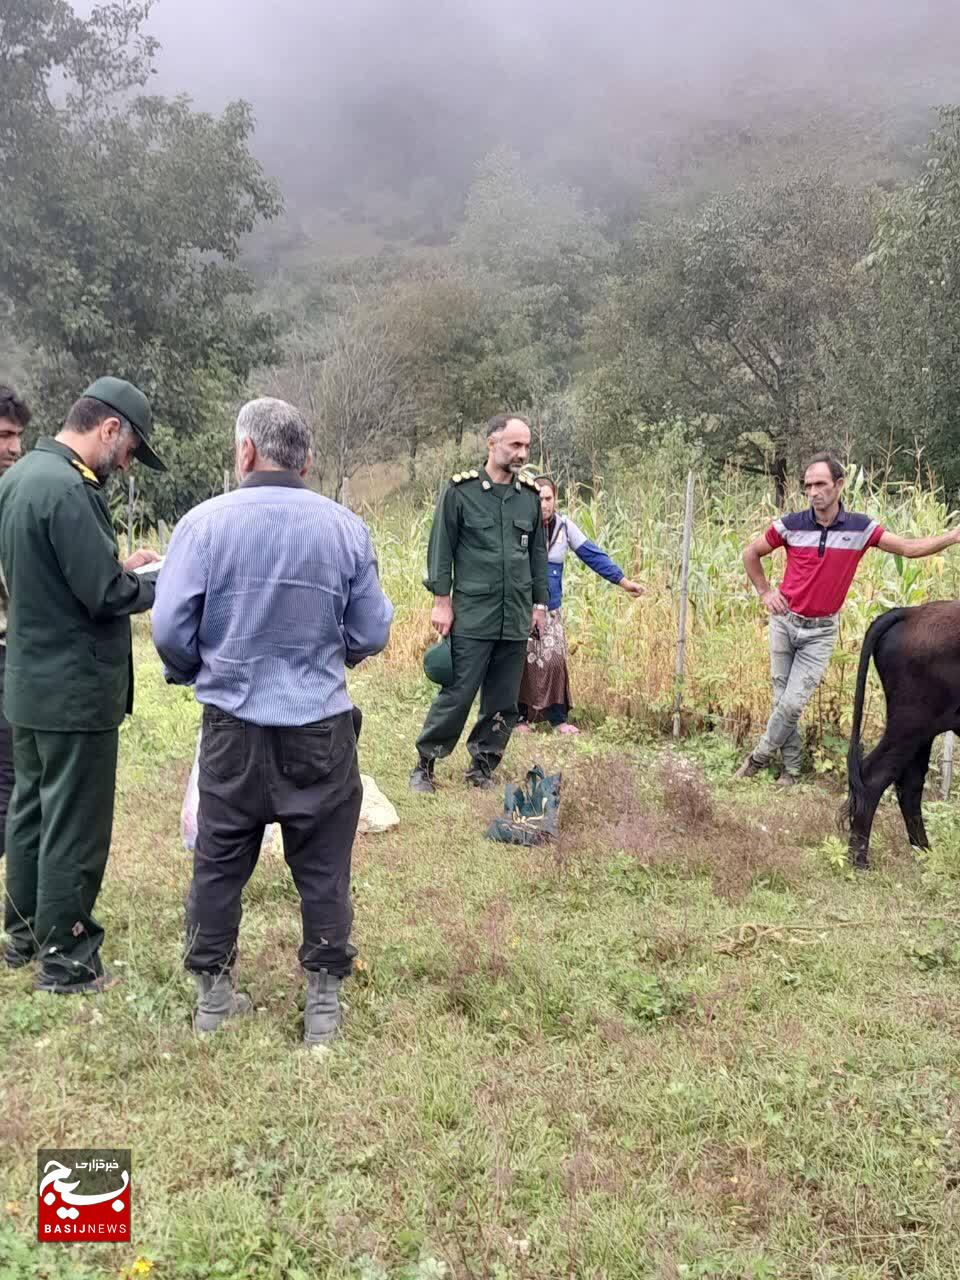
[133,557,165,575]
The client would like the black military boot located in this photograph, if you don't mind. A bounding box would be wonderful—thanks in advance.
[3,943,35,970]
[464,761,495,791]
[409,756,436,794]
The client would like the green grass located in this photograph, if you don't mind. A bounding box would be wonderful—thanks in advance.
[4,634,960,1280]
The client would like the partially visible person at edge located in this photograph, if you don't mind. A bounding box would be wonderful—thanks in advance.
[152,398,392,1044]
[0,378,163,991]
[736,450,960,786]
[0,386,29,859]
[409,414,549,794]
[515,475,644,735]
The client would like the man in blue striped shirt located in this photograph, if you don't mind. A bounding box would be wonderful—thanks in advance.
[152,397,392,1045]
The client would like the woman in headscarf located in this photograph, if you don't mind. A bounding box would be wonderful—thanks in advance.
[516,476,643,734]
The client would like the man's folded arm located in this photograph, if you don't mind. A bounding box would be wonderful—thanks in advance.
[343,531,393,667]
[49,488,154,620]
[151,522,207,684]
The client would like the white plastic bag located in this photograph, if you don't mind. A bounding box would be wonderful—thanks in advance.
[357,774,400,834]
[180,726,278,854]
[179,732,203,852]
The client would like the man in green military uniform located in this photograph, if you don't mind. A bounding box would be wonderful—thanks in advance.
[0,378,165,992]
[410,414,549,793]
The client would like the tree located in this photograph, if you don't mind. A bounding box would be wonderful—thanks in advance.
[271,315,412,504]
[587,175,873,497]
[0,0,282,523]
[455,148,611,388]
[374,269,548,468]
[823,108,960,492]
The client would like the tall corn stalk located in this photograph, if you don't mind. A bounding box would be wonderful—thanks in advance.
[368,452,960,753]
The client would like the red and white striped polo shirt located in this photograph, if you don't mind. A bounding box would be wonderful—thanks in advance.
[764,505,884,618]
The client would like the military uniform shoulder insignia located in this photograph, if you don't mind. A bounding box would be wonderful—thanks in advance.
[518,474,541,492]
[70,458,100,486]
[451,473,463,484]
[451,469,481,485]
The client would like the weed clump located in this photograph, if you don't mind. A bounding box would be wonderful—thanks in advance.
[658,752,715,831]
[554,751,806,902]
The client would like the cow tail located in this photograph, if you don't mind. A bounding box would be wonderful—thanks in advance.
[844,609,907,831]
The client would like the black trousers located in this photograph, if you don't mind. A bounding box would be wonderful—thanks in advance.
[185,705,362,977]
[5,726,117,983]
[0,647,13,858]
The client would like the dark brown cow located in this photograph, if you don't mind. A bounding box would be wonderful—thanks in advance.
[846,601,960,868]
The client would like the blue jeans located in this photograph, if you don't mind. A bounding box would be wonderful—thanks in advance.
[752,613,838,775]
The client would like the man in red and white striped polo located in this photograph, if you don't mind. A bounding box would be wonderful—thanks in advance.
[736,451,960,784]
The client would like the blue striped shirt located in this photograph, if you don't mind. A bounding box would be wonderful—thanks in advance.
[151,471,393,726]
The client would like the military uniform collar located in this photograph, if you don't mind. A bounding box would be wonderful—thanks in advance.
[481,465,521,494]
[36,436,101,486]
[37,436,85,463]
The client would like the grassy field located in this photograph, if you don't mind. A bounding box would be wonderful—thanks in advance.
[4,624,960,1280]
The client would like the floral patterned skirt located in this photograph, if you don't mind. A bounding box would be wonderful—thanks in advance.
[517,608,573,723]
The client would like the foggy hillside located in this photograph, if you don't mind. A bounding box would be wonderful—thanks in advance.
[141,0,960,234]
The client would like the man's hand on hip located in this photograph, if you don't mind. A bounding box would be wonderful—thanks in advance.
[431,596,454,637]
[761,587,789,616]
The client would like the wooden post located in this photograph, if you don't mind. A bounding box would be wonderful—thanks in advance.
[672,470,695,739]
[157,519,168,554]
[223,468,230,495]
[127,476,135,557]
[942,731,955,800]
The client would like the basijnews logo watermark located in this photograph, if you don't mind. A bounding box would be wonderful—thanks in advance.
[37,1149,131,1242]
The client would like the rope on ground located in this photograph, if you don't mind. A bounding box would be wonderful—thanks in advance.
[714,912,960,956]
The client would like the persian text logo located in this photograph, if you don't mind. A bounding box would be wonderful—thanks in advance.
[37,1149,131,1242]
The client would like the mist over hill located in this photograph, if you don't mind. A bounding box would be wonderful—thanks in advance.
[140,0,960,245]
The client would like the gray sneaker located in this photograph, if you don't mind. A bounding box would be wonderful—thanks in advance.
[304,969,342,1047]
[776,771,799,787]
[194,970,254,1033]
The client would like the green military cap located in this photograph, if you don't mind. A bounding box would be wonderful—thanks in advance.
[423,637,454,686]
[82,376,166,471]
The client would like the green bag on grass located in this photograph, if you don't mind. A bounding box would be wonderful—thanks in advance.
[485,765,561,846]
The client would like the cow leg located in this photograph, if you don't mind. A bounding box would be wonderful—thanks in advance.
[848,734,922,870]
[895,737,934,851]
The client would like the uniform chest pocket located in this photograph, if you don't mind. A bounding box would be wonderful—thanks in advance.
[512,517,533,553]
[462,513,498,550]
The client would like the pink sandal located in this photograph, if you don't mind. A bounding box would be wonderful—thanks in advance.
[557,723,580,735]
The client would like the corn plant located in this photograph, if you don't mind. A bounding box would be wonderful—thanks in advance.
[367,447,960,751]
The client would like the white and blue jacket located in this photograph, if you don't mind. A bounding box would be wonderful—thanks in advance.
[546,514,624,611]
